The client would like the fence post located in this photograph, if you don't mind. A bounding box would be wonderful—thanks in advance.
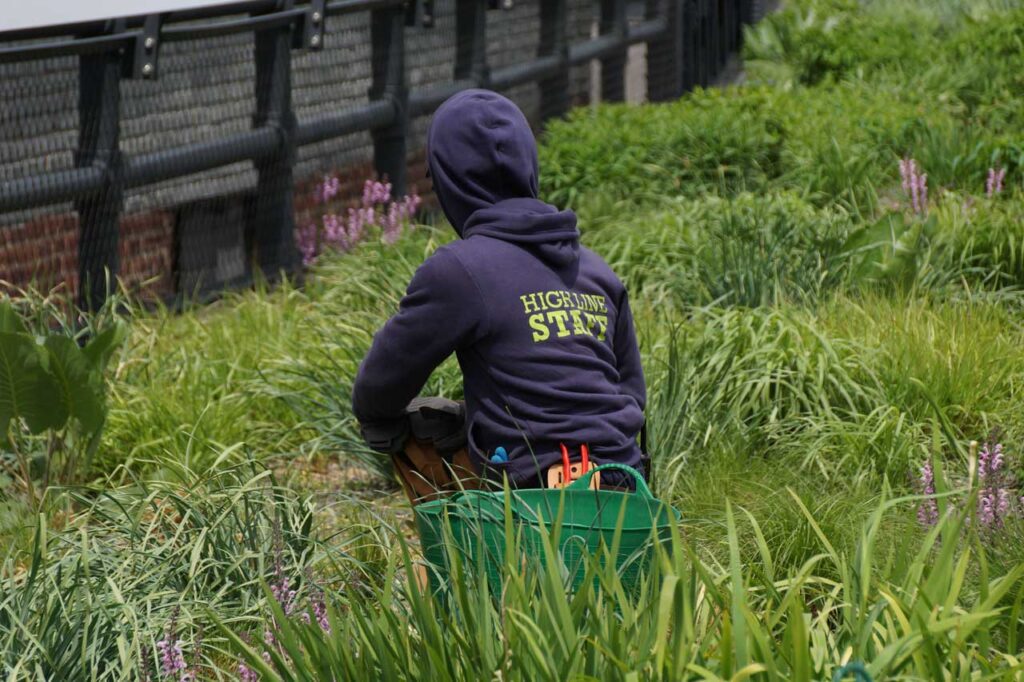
[646,0,683,102]
[455,0,489,86]
[706,0,720,77]
[745,0,761,23]
[76,48,124,312]
[698,0,712,85]
[737,0,752,44]
[538,0,569,120]
[599,0,627,102]
[735,0,745,50]
[681,0,699,90]
[723,0,735,62]
[253,8,299,280]
[370,5,409,197]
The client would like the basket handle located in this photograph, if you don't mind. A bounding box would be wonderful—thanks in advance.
[566,463,654,499]
[444,489,544,524]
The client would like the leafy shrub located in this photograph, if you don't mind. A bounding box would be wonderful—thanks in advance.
[743,0,934,87]
[540,87,787,206]
[885,117,1024,193]
[542,78,961,217]
[836,188,1024,294]
[0,299,126,502]
[946,6,1024,123]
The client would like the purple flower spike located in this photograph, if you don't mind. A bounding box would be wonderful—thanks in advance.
[314,594,331,633]
[271,576,297,617]
[156,638,187,676]
[382,203,402,244]
[987,167,1007,198]
[899,158,928,214]
[900,158,913,195]
[917,460,938,527]
[977,441,1014,529]
[317,175,340,204]
[297,224,319,266]
[299,175,419,261]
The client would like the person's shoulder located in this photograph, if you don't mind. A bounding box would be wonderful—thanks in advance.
[434,236,520,269]
[410,242,474,287]
[579,245,626,290]
[425,240,477,272]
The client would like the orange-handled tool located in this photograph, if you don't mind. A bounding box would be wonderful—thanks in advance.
[548,443,599,489]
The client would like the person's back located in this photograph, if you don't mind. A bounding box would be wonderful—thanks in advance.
[352,89,645,491]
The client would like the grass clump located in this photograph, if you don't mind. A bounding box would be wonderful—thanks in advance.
[224,482,1021,681]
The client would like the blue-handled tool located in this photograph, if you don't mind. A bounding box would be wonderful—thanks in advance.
[490,446,508,464]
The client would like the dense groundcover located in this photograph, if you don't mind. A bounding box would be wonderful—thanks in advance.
[4,0,1024,679]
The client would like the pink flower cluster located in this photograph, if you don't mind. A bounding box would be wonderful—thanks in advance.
[270,575,297,617]
[986,167,1006,198]
[899,157,928,214]
[977,442,1014,528]
[297,176,422,266]
[151,608,200,682]
[297,587,331,633]
[156,638,187,677]
[916,440,1023,532]
[917,460,938,526]
[237,569,333,679]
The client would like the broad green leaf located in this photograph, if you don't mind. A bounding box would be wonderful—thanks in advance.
[82,321,128,371]
[0,301,27,334]
[43,335,105,434]
[0,331,67,435]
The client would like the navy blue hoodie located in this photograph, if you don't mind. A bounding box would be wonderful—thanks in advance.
[352,89,646,485]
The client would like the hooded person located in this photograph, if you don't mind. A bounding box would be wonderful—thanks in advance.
[352,89,646,497]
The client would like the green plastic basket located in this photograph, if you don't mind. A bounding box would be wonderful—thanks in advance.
[414,463,680,593]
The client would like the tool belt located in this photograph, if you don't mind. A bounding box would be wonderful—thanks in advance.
[360,397,651,497]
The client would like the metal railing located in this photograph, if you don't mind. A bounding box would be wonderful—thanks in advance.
[0,0,758,309]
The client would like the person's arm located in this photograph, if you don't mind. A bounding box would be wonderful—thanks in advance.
[613,289,646,412]
[352,248,487,424]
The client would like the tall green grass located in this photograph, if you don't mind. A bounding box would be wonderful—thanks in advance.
[224,480,1024,680]
[0,456,399,679]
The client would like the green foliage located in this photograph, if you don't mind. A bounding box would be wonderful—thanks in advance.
[0,458,339,679]
[223,487,1023,680]
[540,87,786,206]
[0,328,63,435]
[585,192,853,306]
[743,0,933,86]
[5,0,1024,677]
[0,298,126,500]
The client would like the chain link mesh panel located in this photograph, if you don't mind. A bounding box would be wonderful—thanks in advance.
[0,0,762,305]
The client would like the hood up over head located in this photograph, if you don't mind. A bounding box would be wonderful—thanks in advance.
[426,89,579,269]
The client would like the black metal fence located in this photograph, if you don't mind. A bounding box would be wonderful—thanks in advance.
[0,0,762,310]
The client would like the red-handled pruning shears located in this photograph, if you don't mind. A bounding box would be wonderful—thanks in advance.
[549,442,599,489]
